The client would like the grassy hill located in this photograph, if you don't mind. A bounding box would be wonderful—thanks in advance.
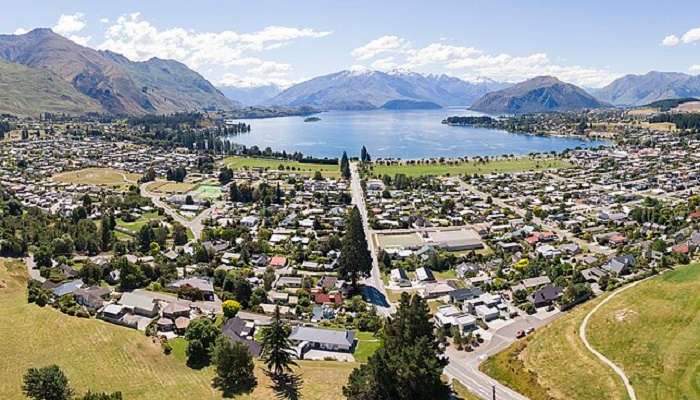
[0,60,102,116]
[0,259,355,400]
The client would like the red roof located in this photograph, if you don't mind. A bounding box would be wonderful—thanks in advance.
[609,234,626,244]
[269,256,287,267]
[672,243,689,254]
[525,236,539,245]
[689,211,700,220]
[314,292,343,305]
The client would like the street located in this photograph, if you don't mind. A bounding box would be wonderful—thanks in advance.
[139,181,213,241]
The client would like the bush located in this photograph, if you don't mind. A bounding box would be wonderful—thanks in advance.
[162,340,173,355]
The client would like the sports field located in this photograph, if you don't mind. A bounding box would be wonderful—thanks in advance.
[0,259,355,400]
[144,181,196,194]
[221,156,339,177]
[189,184,223,201]
[369,158,572,177]
[52,168,140,188]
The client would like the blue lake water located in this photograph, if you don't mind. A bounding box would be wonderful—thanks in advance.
[227,108,608,159]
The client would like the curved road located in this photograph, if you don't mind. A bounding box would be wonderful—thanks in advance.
[579,279,648,400]
[140,181,212,240]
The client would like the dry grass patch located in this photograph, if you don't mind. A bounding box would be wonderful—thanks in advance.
[52,168,140,187]
[0,258,355,400]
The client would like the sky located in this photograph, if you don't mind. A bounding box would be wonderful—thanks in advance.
[4,0,700,89]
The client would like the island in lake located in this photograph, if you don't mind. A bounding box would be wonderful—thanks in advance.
[381,99,442,110]
[304,116,322,122]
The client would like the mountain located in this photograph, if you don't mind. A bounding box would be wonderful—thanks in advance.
[0,59,102,116]
[217,84,283,106]
[470,76,607,114]
[266,69,509,110]
[0,28,236,115]
[594,71,700,106]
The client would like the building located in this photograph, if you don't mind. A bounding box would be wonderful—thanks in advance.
[288,326,355,356]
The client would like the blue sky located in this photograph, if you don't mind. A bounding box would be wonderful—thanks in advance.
[3,0,700,88]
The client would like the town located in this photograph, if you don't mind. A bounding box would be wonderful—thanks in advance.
[2,104,700,399]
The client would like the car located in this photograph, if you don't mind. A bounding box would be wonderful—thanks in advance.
[525,327,535,335]
[515,330,525,338]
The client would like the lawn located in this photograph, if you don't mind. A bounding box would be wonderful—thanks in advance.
[52,168,140,188]
[116,211,162,232]
[221,156,340,178]
[0,258,356,400]
[189,185,223,201]
[369,158,572,178]
[145,181,196,194]
[480,297,627,400]
[587,263,700,399]
[353,331,381,363]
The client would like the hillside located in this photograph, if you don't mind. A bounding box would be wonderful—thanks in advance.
[470,76,606,114]
[0,28,236,115]
[267,69,508,110]
[0,59,102,116]
[595,71,700,106]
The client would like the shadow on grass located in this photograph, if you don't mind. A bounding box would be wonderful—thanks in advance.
[266,371,303,400]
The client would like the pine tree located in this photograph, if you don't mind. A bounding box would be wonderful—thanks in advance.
[340,151,351,179]
[211,336,257,396]
[260,306,297,377]
[360,146,370,163]
[343,293,449,400]
[100,213,112,252]
[338,206,372,291]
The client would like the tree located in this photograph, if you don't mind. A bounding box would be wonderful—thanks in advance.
[173,224,189,246]
[100,213,113,251]
[185,318,221,368]
[338,206,372,291]
[211,336,257,396]
[117,258,147,291]
[343,293,449,400]
[22,365,73,400]
[260,306,297,377]
[360,146,370,163]
[223,299,241,319]
[340,151,351,179]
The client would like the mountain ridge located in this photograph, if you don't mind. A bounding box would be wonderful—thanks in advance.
[594,71,700,106]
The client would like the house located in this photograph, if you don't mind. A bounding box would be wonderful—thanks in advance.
[162,302,190,319]
[119,292,159,317]
[100,304,127,322]
[222,317,262,356]
[448,287,482,303]
[415,267,436,283]
[52,279,84,298]
[390,268,411,287]
[602,255,635,276]
[269,256,288,268]
[581,267,606,283]
[74,286,111,309]
[474,304,500,321]
[511,276,551,293]
[433,305,477,334]
[314,292,343,305]
[167,277,215,300]
[288,326,355,356]
[275,276,303,289]
[422,281,456,299]
[529,285,563,308]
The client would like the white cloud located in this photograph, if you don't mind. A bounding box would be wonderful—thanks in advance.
[217,73,295,89]
[53,13,91,45]
[661,34,680,46]
[682,28,700,44]
[350,35,619,87]
[13,28,28,35]
[690,65,700,74]
[96,12,329,86]
[351,35,410,60]
[100,18,110,24]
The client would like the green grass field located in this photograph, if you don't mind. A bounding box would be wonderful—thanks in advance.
[189,185,223,201]
[587,263,700,399]
[353,331,381,363]
[221,156,340,178]
[369,158,572,177]
[480,298,627,400]
[116,211,162,232]
[52,168,140,188]
[0,258,356,400]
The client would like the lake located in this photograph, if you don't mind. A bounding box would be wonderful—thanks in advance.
[227,108,608,159]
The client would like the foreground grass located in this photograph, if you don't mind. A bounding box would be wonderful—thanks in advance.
[480,298,627,400]
[588,263,700,399]
[221,156,340,177]
[52,167,140,187]
[0,259,355,400]
[369,158,572,177]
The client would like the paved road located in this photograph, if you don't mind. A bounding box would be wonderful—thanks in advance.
[579,279,647,400]
[140,181,212,240]
[445,311,562,400]
[349,162,395,317]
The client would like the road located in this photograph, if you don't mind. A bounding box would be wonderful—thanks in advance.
[24,255,45,283]
[140,181,212,240]
[445,311,562,400]
[579,278,647,400]
[349,162,395,317]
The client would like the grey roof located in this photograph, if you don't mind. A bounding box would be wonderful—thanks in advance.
[289,326,355,347]
[169,277,214,292]
[52,279,84,297]
[119,292,157,311]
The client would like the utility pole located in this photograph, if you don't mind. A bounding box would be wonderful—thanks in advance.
[492,385,496,400]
